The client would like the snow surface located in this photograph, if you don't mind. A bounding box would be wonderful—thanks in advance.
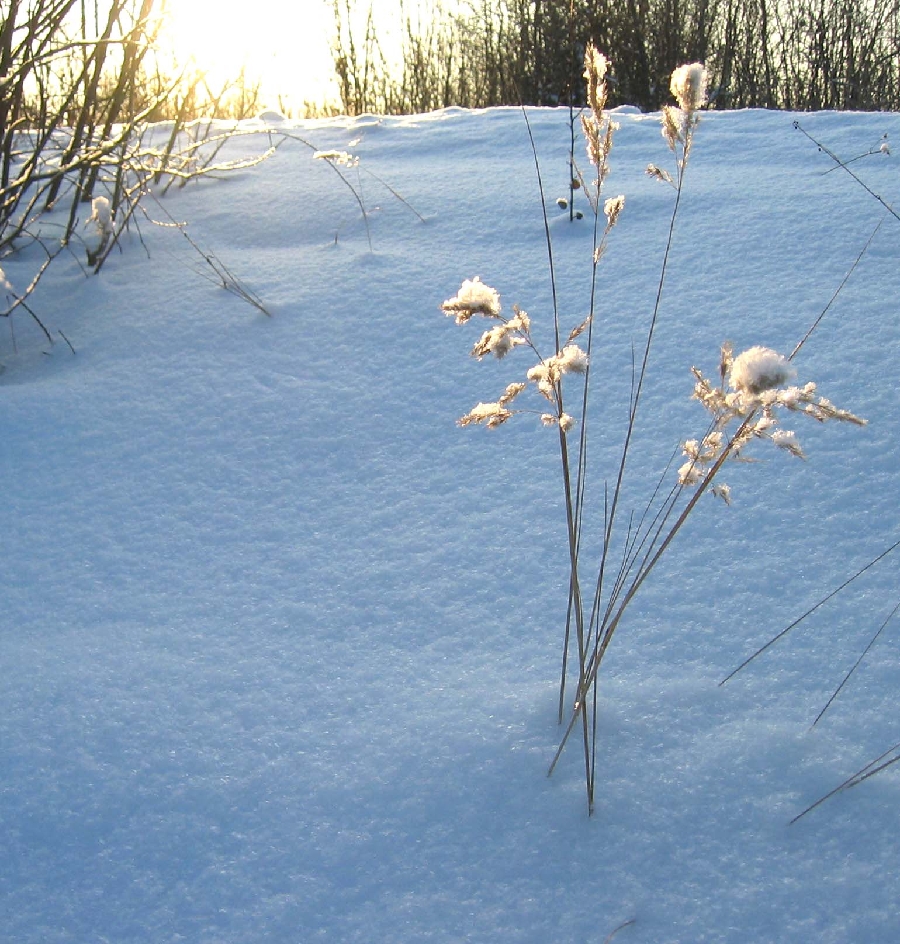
[2,106,899,943]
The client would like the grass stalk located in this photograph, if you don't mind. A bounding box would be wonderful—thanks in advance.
[721,536,900,685]
[444,54,868,815]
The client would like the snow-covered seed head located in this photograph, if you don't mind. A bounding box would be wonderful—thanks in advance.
[682,342,865,502]
[556,344,589,374]
[711,483,732,505]
[729,346,796,395]
[583,45,609,118]
[499,382,526,406]
[314,149,358,167]
[441,277,501,324]
[541,412,577,433]
[604,195,625,228]
[471,324,515,360]
[527,363,556,400]
[771,429,805,459]
[507,305,530,334]
[678,459,703,486]
[646,163,674,185]
[527,345,588,400]
[670,63,709,113]
[458,401,513,429]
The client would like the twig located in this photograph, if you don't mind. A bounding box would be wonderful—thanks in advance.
[58,330,76,354]
[358,164,425,222]
[140,192,270,315]
[603,918,637,943]
[789,218,883,360]
[794,121,900,224]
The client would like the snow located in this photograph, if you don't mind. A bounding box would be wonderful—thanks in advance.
[729,345,796,394]
[2,104,899,943]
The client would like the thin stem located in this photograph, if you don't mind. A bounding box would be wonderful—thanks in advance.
[812,596,900,727]
[552,413,754,774]
[794,121,900,224]
[790,218,882,360]
[518,103,560,352]
[791,741,900,824]
[721,536,900,685]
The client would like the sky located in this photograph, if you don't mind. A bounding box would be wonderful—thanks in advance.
[158,0,418,112]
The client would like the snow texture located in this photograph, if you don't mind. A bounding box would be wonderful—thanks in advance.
[2,105,899,943]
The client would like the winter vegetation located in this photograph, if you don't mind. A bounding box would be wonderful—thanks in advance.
[443,49,869,813]
[2,2,900,942]
[0,0,284,342]
[329,0,900,114]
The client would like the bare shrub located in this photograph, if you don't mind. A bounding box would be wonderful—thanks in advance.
[0,0,276,348]
[329,0,900,114]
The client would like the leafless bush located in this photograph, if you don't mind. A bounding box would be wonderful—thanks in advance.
[329,0,900,114]
[0,1,273,346]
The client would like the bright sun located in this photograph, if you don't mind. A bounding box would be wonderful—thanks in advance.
[156,0,338,110]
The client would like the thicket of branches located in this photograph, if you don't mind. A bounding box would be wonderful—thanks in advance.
[0,0,272,345]
[330,0,900,114]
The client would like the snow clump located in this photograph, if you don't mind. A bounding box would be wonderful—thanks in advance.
[441,277,502,323]
[729,345,796,394]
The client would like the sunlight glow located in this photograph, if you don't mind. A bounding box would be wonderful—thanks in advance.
[157,0,338,112]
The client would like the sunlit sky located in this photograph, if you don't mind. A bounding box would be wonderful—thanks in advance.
[158,0,415,113]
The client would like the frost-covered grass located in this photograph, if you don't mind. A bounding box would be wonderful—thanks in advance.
[1,102,899,943]
[442,55,870,816]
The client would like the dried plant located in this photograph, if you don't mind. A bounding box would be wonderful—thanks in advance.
[722,519,900,824]
[0,1,284,346]
[441,46,867,813]
[679,343,865,497]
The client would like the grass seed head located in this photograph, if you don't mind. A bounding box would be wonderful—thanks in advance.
[661,106,684,150]
[583,45,610,119]
[458,401,513,428]
[557,343,589,374]
[670,63,709,113]
[604,195,625,227]
[729,346,795,395]
[442,277,501,323]
[313,149,359,167]
[646,163,674,185]
[471,324,516,359]
[499,382,526,405]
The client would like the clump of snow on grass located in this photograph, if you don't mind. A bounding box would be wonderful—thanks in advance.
[441,276,501,322]
[729,345,796,394]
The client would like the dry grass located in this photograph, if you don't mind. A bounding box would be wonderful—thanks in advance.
[442,46,869,814]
